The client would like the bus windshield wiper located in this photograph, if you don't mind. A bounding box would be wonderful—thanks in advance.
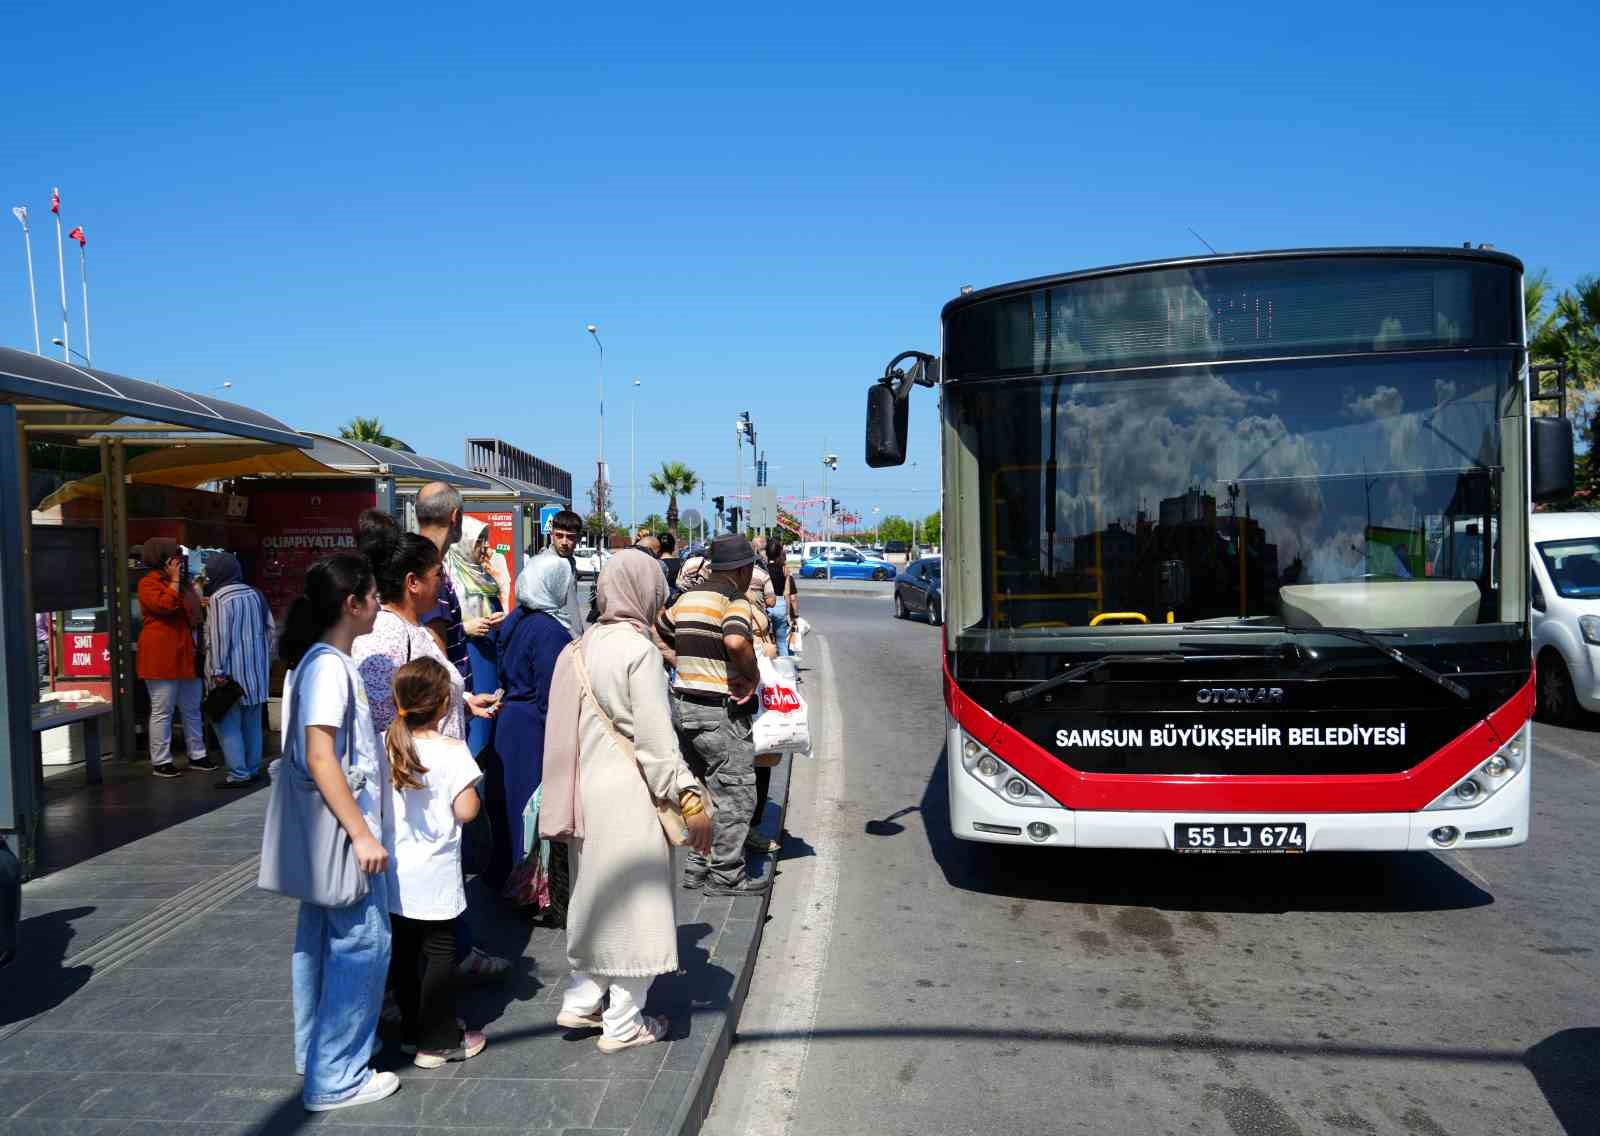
[1187,621,1470,701]
[1004,650,1260,706]
[1294,626,1471,701]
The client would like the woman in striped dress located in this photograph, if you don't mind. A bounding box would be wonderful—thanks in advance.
[203,552,276,787]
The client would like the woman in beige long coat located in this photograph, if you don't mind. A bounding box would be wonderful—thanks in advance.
[541,550,713,1052]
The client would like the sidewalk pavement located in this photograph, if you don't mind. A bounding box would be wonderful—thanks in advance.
[0,754,793,1135]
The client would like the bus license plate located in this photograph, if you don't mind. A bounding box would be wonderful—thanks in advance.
[1174,822,1306,854]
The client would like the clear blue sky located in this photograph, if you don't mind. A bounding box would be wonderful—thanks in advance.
[6,1,1596,528]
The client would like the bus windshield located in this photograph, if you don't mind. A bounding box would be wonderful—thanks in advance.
[951,350,1524,642]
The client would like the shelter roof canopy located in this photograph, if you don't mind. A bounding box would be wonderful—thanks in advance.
[0,347,307,447]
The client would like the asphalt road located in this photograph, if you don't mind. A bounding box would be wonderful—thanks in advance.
[705,593,1600,1136]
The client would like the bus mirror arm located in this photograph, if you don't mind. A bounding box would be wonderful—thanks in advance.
[866,350,938,469]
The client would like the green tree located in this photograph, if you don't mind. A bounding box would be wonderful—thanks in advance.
[339,416,408,451]
[1528,272,1600,502]
[648,461,701,533]
[585,475,613,541]
[922,510,941,546]
[879,515,913,543]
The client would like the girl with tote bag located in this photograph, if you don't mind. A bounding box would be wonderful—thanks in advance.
[263,553,400,1113]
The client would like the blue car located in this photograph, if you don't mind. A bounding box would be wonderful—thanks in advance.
[799,548,897,581]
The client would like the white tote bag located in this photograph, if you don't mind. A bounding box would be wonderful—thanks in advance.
[753,656,811,755]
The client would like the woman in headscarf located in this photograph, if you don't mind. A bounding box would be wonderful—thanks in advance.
[479,553,576,890]
[136,537,211,778]
[542,551,712,1053]
[202,551,275,786]
[446,516,510,756]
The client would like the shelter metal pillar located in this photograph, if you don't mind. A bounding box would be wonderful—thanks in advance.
[0,405,39,872]
[101,439,134,767]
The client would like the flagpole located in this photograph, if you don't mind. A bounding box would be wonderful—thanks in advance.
[50,187,69,363]
[10,207,40,354]
[76,232,91,366]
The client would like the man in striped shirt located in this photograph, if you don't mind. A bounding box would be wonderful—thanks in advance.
[656,534,767,896]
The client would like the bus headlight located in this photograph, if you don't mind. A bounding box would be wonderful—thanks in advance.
[956,731,1054,808]
[1425,728,1528,811]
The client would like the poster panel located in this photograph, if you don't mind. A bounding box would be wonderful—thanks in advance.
[250,484,375,620]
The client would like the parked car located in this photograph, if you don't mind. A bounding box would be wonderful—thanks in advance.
[799,547,896,581]
[1531,512,1600,723]
[884,539,908,555]
[572,545,611,580]
[791,541,855,567]
[894,556,942,624]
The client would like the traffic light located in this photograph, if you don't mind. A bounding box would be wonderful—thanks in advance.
[830,498,840,515]
[713,495,726,520]
[728,506,743,532]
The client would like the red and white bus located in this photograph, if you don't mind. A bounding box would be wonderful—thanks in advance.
[867,247,1572,854]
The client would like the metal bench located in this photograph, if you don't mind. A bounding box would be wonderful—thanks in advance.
[30,700,113,785]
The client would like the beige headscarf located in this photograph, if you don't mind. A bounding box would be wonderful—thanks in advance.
[539,550,669,841]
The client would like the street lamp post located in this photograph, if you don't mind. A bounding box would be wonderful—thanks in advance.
[822,451,838,579]
[630,377,640,536]
[49,337,88,366]
[586,324,605,543]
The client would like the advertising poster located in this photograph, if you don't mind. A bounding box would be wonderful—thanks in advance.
[468,509,518,600]
[250,484,375,619]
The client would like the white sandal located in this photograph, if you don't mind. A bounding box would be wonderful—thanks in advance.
[597,1014,668,1053]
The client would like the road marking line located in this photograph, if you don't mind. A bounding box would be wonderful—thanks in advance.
[735,631,846,1136]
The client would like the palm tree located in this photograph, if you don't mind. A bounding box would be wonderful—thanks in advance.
[339,416,407,451]
[648,461,700,532]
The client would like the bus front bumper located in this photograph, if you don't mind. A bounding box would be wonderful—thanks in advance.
[947,736,1531,853]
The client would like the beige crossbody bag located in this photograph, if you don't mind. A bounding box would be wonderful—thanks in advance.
[571,641,705,846]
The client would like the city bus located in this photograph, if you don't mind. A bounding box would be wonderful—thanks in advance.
[866,248,1572,853]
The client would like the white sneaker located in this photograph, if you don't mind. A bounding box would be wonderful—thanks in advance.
[304,1069,400,1112]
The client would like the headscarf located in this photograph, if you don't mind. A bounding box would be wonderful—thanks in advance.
[517,548,577,634]
[515,550,579,636]
[141,537,179,571]
[201,551,242,597]
[540,550,670,842]
[446,515,501,623]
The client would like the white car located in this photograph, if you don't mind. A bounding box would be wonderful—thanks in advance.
[572,546,611,580]
[1531,511,1600,723]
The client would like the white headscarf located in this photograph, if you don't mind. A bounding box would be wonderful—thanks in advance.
[517,549,577,635]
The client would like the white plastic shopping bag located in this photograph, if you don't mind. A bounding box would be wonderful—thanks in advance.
[753,656,810,755]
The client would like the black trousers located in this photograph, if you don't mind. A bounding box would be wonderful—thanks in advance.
[389,914,461,1051]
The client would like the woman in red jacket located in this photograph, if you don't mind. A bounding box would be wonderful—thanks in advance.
[137,538,215,778]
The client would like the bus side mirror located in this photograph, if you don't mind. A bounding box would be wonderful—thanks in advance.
[1531,417,1574,504]
[866,383,908,468]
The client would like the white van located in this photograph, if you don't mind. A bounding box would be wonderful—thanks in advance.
[789,541,855,567]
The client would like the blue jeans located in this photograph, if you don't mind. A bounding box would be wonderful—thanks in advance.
[215,701,264,782]
[769,598,791,657]
[293,872,392,1108]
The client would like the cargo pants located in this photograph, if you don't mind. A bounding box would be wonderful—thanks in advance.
[671,694,758,887]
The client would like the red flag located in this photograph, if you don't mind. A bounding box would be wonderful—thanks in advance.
[68,226,85,247]
[50,188,60,214]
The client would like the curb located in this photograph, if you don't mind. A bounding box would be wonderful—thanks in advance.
[667,752,794,1136]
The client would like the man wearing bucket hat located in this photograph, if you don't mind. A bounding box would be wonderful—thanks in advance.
[655,534,769,895]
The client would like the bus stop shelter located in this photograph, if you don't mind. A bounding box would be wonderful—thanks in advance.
[0,347,312,872]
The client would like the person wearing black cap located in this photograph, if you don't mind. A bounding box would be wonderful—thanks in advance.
[655,534,769,895]
[136,537,214,777]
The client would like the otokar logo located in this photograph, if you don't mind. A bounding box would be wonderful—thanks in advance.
[1195,687,1284,706]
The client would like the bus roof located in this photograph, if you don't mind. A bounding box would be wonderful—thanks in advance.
[940,246,1525,321]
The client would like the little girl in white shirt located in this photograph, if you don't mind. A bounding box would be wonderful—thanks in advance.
[384,657,488,1067]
